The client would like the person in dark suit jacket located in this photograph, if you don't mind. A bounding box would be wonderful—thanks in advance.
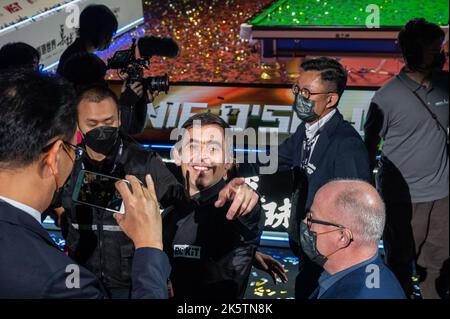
[302,180,405,299]
[237,58,371,298]
[0,69,170,299]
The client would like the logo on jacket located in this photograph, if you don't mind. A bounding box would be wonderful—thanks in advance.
[306,163,317,175]
[173,245,201,259]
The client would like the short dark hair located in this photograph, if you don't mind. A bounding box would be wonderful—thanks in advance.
[0,42,40,70]
[398,18,445,67]
[78,5,118,49]
[301,57,348,98]
[182,112,230,130]
[60,52,107,90]
[77,84,119,108]
[0,69,77,169]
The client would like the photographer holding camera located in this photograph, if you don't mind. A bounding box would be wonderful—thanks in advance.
[58,5,162,135]
[57,4,117,75]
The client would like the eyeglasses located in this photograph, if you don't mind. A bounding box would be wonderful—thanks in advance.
[292,84,337,100]
[306,211,346,231]
[62,141,85,161]
[42,140,85,161]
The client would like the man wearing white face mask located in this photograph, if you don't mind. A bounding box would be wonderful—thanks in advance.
[301,179,405,299]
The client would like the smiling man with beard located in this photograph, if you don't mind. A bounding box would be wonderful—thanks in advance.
[163,112,264,300]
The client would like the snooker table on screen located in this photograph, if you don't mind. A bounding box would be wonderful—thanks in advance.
[248,0,449,57]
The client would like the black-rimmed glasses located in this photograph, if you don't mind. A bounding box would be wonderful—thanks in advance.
[42,140,85,161]
[292,84,337,100]
[306,211,346,230]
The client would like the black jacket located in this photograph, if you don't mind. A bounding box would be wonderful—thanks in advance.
[310,254,405,299]
[0,200,170,299]
[162,179,263,300]
[57,39,87,75]
[119,87,149,135]
[61,133,185,294]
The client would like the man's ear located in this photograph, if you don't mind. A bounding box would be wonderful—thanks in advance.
[326,93,340,110]
[42,140,64,178]
[337,228,353,248]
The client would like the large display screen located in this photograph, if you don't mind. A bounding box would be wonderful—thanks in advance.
[249,0,449,27]
[134,84,375,145]
[120,83,377,234]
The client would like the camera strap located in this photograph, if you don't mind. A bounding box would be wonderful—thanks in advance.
[396,75,449,145]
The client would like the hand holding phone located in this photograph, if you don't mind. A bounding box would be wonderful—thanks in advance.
[72,170,129,214]
[113,175,163,250]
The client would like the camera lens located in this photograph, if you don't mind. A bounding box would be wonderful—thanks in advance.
[143,73,169,94]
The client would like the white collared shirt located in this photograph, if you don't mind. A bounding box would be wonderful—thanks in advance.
[303,109,337,161]
[0,195,42,224]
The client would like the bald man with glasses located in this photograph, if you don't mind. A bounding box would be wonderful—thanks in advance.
[302,179,405,299]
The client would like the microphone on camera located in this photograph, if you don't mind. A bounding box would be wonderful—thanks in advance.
[137,36,180,58]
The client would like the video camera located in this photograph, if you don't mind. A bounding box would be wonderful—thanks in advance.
[107,36,179,94]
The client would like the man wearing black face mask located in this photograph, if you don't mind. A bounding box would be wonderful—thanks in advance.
[55,85,185,298]
[56,85,260,298]
[0,69,171,299]
[285,57,372,298]
[365,18,449,299]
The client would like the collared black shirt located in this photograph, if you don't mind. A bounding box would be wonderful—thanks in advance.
[162,179,263,300]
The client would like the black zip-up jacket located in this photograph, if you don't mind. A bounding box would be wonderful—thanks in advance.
[60,133,186,296]
[162,179,263,300]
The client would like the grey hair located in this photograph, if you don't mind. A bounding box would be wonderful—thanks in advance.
[329,179,385,245]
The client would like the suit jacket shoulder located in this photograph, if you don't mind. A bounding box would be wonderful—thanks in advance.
[320,256,406,299]
[0,202,104,298]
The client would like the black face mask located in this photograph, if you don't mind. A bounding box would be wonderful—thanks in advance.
[300,222,328,267]
[83,126,119,156]
[293,94,320,123]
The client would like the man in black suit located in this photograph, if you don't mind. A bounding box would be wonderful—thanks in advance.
[286,58,372,298]
[0,69,170,299]
[239,57,371,298]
